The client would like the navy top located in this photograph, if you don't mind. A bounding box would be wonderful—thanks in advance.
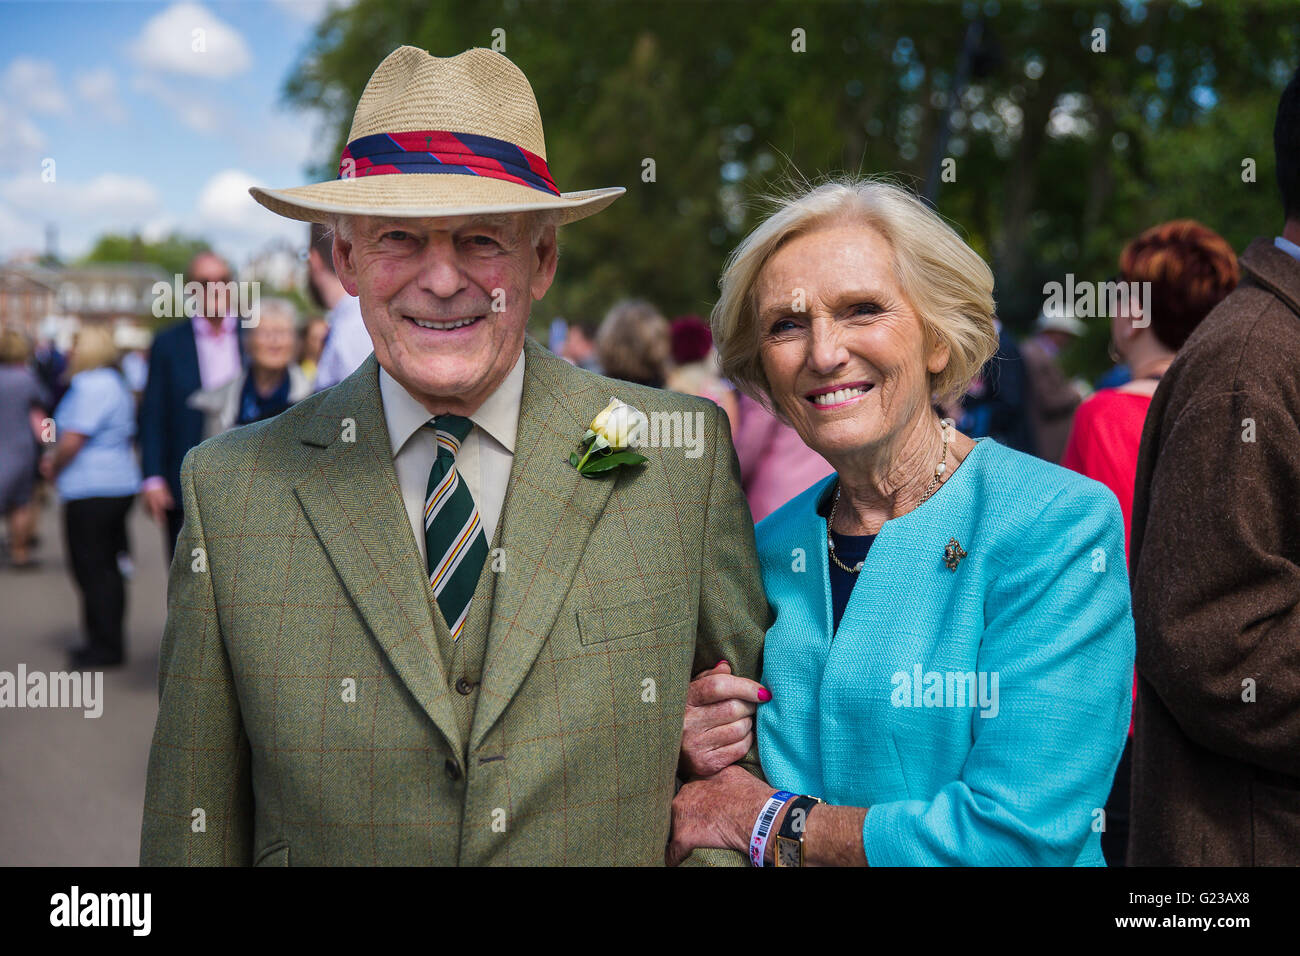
[236,371,292,426]
[818,485,879,632]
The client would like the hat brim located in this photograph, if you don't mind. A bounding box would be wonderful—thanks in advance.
[249,174,624,226]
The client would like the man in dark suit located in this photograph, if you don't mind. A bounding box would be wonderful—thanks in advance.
[1128,67,1300,865]
[139,252,243,559]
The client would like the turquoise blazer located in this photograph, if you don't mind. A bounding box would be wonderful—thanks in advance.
[754,439,1134,866]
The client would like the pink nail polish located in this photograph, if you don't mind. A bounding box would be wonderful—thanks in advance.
[757,687,772,702]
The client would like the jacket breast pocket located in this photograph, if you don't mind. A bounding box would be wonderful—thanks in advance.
[576,583,692,645]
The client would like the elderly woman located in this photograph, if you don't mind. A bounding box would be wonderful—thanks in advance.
[667,178,1135,867]
[43,325,141,667]
[187,298,311,438]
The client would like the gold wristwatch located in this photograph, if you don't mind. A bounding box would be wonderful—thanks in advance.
[773,795,823,867]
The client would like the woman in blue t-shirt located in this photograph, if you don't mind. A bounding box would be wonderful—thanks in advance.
[43,325,141,669]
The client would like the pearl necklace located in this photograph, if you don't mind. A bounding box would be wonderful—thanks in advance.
[827,418,955,574]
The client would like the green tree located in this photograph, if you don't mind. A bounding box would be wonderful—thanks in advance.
[281,0,1300,379]
[80,231,212,280]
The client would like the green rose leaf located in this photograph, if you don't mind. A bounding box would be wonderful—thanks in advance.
[569,452,581,467]
[579,450,649,475]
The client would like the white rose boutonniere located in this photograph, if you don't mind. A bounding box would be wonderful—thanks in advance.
[569,397,650,477]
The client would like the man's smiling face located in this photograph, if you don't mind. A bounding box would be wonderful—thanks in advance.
[333,212,558,415]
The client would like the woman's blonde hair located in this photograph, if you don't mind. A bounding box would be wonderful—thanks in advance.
[68,324,120,377]
[711,176,998,409]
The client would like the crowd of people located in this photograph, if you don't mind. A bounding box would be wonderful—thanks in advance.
[4,42,1298,868]
[0,239,372,668]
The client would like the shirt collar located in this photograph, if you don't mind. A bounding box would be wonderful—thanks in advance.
[378,348,525,458]
[1274,235,1300,264]
[192,314,238,338]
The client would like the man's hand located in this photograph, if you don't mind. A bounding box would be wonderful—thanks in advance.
[679,660,770,779]
[666,765,775,867]
[142,483,174,524]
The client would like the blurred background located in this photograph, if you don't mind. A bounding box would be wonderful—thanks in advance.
[1,0,1298,864]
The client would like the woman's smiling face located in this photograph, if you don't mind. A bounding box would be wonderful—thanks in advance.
[754,220,950,465]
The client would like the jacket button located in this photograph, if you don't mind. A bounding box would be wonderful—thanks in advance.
[445,758,462,781]
[455,677,474,695]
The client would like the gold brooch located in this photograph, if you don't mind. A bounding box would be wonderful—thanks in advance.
[943,538,967,571]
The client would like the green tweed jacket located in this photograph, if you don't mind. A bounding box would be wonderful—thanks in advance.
[139,337,770,865]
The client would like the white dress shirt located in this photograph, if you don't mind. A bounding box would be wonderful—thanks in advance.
[378,349,524,565]
[314,295,374,391]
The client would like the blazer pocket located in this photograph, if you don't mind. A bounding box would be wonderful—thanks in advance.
[253,839,290,867]
[577,583,692,645]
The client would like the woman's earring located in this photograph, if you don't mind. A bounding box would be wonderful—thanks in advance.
[1107,339,1122,365]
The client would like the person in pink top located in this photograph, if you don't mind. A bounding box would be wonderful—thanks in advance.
[1062,218,1239,866]
[731,392,833,523]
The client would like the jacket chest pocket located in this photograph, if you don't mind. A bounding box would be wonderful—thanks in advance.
[576,582,692,645]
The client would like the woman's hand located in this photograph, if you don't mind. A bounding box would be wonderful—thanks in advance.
[679,660,770,779]
[666,764,776,866]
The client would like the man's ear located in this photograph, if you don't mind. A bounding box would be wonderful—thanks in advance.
[529,224,559,301]
[333,232,360,297]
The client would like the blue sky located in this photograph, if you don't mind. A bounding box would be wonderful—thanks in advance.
[1,0,353,267]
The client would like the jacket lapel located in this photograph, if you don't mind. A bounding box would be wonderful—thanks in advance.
[470,338,619,751]
[293,356,462,756]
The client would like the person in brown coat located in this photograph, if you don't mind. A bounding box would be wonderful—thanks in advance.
[1128,68,1300,865]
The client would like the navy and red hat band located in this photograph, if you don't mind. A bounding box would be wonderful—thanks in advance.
[338,130,560,196]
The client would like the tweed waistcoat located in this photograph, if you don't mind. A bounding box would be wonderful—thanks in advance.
[429,523,501,758]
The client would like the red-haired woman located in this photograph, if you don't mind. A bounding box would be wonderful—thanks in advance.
[1063,218,1240,865]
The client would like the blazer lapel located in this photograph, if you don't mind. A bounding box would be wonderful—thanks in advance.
[293,357,462,756]
[470,338,619,751]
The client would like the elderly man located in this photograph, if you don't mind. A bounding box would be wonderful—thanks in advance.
[140,46,767,866]
[138,251,243,559]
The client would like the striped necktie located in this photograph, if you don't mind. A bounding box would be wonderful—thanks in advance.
[423,414,489,643]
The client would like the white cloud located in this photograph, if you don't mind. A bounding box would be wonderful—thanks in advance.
[141,215,179,244]
[2,172,162,221]
[0,172,166,262]
[0,202,36,255]
[3,58,69,114]
[128,2,252,79]
[75,68,127,124]
[188,169,306,266]
[0,100,48,172]
[194,168,299,238]
[241,107,327,171]
[131,72,226,133]
[195,168,265,232]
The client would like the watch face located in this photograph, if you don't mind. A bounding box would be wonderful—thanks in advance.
[776,836,801,868]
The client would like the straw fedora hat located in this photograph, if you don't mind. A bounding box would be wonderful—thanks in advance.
[249,45,624,225]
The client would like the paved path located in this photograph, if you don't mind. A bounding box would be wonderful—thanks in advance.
[0,496,170,865]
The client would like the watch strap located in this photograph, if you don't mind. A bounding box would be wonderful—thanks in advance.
[773,795,822,867]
